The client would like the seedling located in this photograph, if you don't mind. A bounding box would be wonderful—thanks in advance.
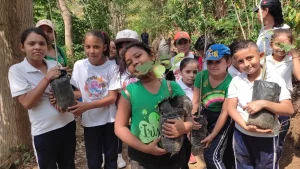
[276,42,296,53]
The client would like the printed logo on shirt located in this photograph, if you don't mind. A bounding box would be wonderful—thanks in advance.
[202,90,225,109]
[138,110,160,144]
[84,76,108,99]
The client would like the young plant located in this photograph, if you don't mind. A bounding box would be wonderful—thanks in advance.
[136,53,185,78]
[276,42,296,53]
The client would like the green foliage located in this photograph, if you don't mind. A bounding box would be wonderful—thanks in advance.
[277,43,296,53]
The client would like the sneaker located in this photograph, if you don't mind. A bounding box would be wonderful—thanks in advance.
[189,154,197,164]
[117,153,126,168]
[102,153,105,168]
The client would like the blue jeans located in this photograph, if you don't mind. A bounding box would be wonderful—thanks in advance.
[33,121,76,169]
[84,122,118,169]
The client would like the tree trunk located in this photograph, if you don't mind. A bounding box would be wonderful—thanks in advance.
[214,0,227,20]
[0,0,32,167]
[58,0,74,58]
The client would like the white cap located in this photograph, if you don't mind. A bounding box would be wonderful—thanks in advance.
[35,19,55,30]
[114,29,139,44]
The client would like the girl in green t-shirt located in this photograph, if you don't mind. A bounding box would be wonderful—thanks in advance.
[192,44,234,169]
[115,42,193,169]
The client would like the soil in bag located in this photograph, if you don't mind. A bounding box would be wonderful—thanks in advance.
[50,69,76,111]
[191,113,207,156]
[247,80,281,129]
[158,95,192,155]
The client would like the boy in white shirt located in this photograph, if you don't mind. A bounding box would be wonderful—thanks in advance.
[227,40,293,169]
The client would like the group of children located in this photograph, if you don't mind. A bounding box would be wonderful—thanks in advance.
[7,3,300,169]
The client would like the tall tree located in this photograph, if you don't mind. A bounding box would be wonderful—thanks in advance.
[58,0,74,57]
[0,0,33,167]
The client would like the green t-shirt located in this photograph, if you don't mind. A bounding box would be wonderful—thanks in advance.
[194,70,232,112]
[121,79,185,144]
[45,46,68,67]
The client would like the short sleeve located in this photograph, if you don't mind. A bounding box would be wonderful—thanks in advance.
[70,61,80,89]
[194,72,203,88]
[170,81,185,97]
[8,66,31,97]
[108,64,121,91]
[274,75,291,101]
[227,77,239,98]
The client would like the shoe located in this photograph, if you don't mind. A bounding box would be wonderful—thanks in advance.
[189,154,197,164]
[117,153,126,168]
[102,153,105,168]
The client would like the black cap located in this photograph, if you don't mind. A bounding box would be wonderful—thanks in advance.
[253,0,281,12]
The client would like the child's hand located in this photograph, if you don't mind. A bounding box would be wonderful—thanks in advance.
[145,137,167,156]
[63,66,72,76]
[244,125,273,134]
[49,92,56,105]
[46,66,61,80]
[68,101,88,117]
[162,119,186,138]
[201,134,213,148]
[192,116,202,130]
[243,100,266,115]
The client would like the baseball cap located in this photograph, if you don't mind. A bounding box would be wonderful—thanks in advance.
[253,0,281,12]
[35,19,55,30]
[205,44,231,61]
[114,29,139,44]
[174,31,190,43]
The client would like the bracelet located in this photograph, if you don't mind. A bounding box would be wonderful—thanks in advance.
[44,76,50,83]
[292,56,300,59]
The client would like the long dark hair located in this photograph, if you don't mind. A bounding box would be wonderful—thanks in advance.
[21,27,48,45]
[262,5,284,27]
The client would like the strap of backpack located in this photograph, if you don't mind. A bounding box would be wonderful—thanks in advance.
[123,89,130,100]
[167,80,173,97]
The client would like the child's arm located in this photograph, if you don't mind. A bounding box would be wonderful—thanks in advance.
[17,66,60,109]
[162,115,193,138]
[201,99,229,148]
[74,90,82,99]
[68,90,118,116]
[115,96,167,156]
[291,49,300,80]
[192,87,200,114]
[243,99,294,116]
[228,98,272,133]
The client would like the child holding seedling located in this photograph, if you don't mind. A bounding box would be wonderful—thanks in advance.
[228,40,294,169]
[68,30,121,169]
[8,28,75,169]
[192,44,233,169]
[264,28,300,159]
[115,42,193,169]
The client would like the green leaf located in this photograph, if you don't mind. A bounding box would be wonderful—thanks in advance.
[159,54,172,60]
[278,43,296,52]
[160,60,171,69]
[136,61,154,75]
[170,65,179,71]
[174,53,185,65]
[153,64,166,78]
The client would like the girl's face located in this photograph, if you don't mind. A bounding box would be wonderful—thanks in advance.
[84,35,106,62]
[118,41,131,56]
[207,58,231,76]
[257,8,268,22]
[109,41,117,60]
[21,32,47,61]
[233,46,263,75]
[180,63,198,85]
[124,47,155,78]
[39,25,54,44]
[271,34,291,58]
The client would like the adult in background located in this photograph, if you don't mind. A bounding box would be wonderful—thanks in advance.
[194,35,215,70]
[254,0,289,56]
[141,29,149,45]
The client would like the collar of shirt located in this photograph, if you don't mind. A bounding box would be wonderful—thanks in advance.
[178,79,192,90]
[24,57,52,73]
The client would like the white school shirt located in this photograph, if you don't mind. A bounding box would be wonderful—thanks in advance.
[171,52,195,81]
[8,58,74,136]
[71,59,121,127]
[228,65,241,78]
[227,70,291,137]
[263,54,293,92]
[256,24,290,56]
[177,79,193,101]
[120,70,138,90]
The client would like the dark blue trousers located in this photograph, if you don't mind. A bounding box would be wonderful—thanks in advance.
[33,121,76,169]
[278,116,290,159]
[84,122,118,169]
[233,128,279,169]
[202,109,232,169]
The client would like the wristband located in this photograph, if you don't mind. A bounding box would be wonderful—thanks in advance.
[44,76,50,83]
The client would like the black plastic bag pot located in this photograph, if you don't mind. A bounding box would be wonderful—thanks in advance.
[191,113,208,155]
[50,70,76,111]
[158,95,192,155]
[247,80,281,129]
